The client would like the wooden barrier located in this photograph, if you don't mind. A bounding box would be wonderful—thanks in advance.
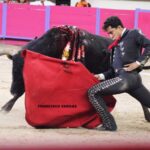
[4,4,46,39]
[135,9,150,38]
[0,3,3,38]
[0,3,150,40]
[50,6,97,34]
[99,8,135,37]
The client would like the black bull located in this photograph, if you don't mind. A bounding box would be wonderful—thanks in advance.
[1,25,150,122]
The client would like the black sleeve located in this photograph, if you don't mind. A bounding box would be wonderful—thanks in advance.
[103,66,115,80]
[135,30,150,66]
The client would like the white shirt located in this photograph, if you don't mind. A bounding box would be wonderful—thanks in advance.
[30,1,55,6]
[121,28,126,37]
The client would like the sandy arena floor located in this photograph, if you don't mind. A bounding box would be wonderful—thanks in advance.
[0,43,150,150]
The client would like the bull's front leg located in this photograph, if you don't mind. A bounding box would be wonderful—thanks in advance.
[142,104,150,122]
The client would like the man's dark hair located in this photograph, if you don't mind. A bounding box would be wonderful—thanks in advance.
[102,16,124,31]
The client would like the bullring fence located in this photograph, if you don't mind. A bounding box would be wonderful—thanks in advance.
[0,3,150,40]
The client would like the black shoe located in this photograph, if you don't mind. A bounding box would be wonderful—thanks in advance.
[97,125,106,131]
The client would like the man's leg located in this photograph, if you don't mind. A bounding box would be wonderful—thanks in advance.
[88,74,134,131]
[129,84,150,107]
[128,84,150,122]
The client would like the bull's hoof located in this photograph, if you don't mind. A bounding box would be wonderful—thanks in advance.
[1,101,14,113]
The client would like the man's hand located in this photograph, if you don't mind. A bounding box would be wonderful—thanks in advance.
[123,62,141,71]
[94,74,105,80]
[94,74,101,80]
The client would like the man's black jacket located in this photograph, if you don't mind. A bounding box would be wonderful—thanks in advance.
[103,29,150,79]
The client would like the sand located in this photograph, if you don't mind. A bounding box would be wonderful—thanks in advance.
[0,43,150,150]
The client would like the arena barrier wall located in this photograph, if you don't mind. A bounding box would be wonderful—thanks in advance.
[2,3,46,39]
[99,8,135,37]
[0,3,150,40]
[0,3,3,38]
[50,6,97,34]
[135,9,150,38]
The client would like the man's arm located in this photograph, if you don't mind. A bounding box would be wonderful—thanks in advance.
[135,30,150,66]
[123,30,150,72]
[94,67,115,80]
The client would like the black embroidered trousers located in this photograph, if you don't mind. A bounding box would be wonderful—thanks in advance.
[88,70,150,131]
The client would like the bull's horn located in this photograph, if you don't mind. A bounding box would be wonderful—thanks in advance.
[143,66,150,70]
[0,44,20,57]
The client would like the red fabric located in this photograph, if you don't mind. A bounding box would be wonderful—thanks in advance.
[22,50,116,128]
[108,37,121,50]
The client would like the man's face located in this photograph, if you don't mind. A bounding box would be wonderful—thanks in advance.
[106,26,122,40]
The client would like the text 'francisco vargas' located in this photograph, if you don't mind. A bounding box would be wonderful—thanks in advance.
[38,104,77,108]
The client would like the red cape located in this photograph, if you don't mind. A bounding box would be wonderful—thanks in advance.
[23,50,116,128]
